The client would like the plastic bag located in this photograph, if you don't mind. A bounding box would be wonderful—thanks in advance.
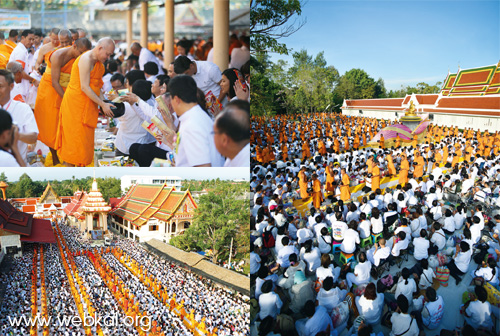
[428,255,439,269]
[437,253,449,266]
[436,266,450,287]
[446,236,455,248]
[331,301,349,328]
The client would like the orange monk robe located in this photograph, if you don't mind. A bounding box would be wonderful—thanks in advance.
[55,53,104,166]
[5,40,16,51]
[387,155,396,176]
[35,48,74,149]
[312,178,323,209]
[318,140,327,155]
[371,165,380,192]
[379,135,385,149]
[451,154,459,168]
[340,173,351,202]
[353,134,360,150]
[442,147,449,165]
[344,135,350,150]
[334,138,340,153]
[413,156,424,178]
[399,157,409,186]
[302,142,311,159]
[395,135,401,148]
[367,158,374,174]
[434,152,442,169]
[325,166,335,193]
[298,171,309,199]
[412,135,418,149]
[281,144,288,161]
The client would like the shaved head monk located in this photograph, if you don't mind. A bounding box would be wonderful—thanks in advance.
[55,37,115,167]
[35,28,60,71]
[34,38,92,166]
[58,29,72,48]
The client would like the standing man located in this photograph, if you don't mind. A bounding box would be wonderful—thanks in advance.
[340,168,351,202]
[173,55,223,100]
[130,42,164,75]
[34,28,60,71]
[0,69,38,165]
[167,75,224,167]
[55,38,115,166]
[35,38,92,166]
[9,29,38,98]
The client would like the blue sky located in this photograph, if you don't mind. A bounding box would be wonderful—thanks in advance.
[0,168,248,182]
[270,0,499,91]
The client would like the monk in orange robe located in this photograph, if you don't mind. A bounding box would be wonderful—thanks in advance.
[413,152,424,178]
[298,167,309,199]
[399,154,409,186]
[325,162,335,194]
[395,134,401,148]
[387,152,396,177]
[372,164,380,192]
[35,38,91,166]
[55,38,115,166]
[340,168,351,202]
[312,174,323,209]
[379,135,385,149]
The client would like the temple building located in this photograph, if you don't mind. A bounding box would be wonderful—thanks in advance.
[110,183,197,243]
[342,62,500,131]
[0,199,55,257]
[64,179,111,239]
[10,182,74,220]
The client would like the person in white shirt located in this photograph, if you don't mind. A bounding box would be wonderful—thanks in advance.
[250,244,261,276]
[229,36,250,70]
[357,213,371,239]
[276,237,298,269]
[447,241,472,285]
[355,282,385,325]
[143,61,159,84]
[442,208,456,235]
[277,253,306,289]
[367,239,390,266]
[414,287,444,330]
[346,252,372,288]
[0,70,38,165]
[295,300,334,336]
[0,109,25,166]
[463,285,493,330]
[391,231,409,257]
[390,295,419,336]
[315,254,341,283]
[174,56,223,100]
[317,276,347,315]
[341,222,360,254]
[413,230,430,261]
[101,60,118,92]
[9,29,39,98]
[213,100,250,167]
[471,257,499,286]
[258,280,282,320]
[6,61,26,102]
[300,240,322,275]
[430,222,446,252]
[317,227,332,254]
[130,42,164,75]
[167,75,224,167]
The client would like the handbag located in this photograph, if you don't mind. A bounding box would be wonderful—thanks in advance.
[436,266,450,287]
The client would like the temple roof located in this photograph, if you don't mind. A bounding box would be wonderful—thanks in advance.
[442,62,500,96]
[39,182,61,204]
[112,183,197,228]
[0,199,32,236]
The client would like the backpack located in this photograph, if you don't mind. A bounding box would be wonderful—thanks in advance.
[262,228,275,248]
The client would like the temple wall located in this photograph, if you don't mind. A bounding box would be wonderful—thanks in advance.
[0,234,21,256]
[342,108,500,132]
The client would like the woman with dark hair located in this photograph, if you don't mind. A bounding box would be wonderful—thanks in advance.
[300,239,321,275]
[220,68,248,104]
[346,251,372,288]
[471,257,499,286]
[355,282,385,325]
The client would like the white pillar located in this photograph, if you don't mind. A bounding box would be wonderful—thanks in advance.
[126,9,133,54]
[213,0,229,71]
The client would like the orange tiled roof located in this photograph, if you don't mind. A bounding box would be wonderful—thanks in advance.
[436,96,500,110]
[415,95,439,105]
[345,98,405,107]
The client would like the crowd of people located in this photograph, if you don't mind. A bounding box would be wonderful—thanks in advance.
[250,113,500,336]
[0,219,249,335]
[0,28,250,167]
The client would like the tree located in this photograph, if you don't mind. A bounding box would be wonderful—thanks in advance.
[251,0,306,55]
[0,172,7,182]
[170,182,249,265]
[334,69,378,100]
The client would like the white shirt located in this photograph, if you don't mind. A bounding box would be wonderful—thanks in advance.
[390,313,419,336]
[356,293,384,325]
[431,229,446,250]
[395,278,417,306]
[0,150,20,166]
[250,252,261,275]
[443,216,455,232]
[341,228,360,253]
[102,72,113,93]
[353,261,371,283]
[465,300,493,329]
[224,143,249,167]
[454,249,472,273]
[3,99,38,164]
[9,42,30,97]
[192,61,222,97]
[258,292,282,320]
[413,237,429,260]
[114,102,151,154]
[139,48,164,74]
[176,105,224,167]
[371,216,383,234]
[276,245,298,268]
[300,247,321,273]
[229,45,250,70]
[419,268,436,289]
[11,83,26,102]
[358,219,371,239]
[391,238,409,257]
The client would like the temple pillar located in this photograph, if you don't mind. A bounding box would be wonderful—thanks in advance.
[140,1,148,49]
[126,8,133,54]
[213,0,229,71]
[164,0,175,64]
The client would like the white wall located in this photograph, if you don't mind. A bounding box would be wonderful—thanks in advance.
[121,175,183,192]
[0,234,21,256]
[342,108,500,132]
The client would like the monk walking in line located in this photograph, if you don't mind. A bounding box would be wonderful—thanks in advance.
[340,168,351,202]
[34,38,91,165]
[55,37,115,167]
[312,173,323,209]
[399,153,409,186]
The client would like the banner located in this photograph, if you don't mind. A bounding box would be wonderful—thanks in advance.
[0,14,31,29]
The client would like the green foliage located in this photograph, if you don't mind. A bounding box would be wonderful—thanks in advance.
[251,0,306,55]
[0,172,7,182]
[170,181,249,271]
[387,81,442,98]
[3,174,121,202]
[334,68,380,100]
